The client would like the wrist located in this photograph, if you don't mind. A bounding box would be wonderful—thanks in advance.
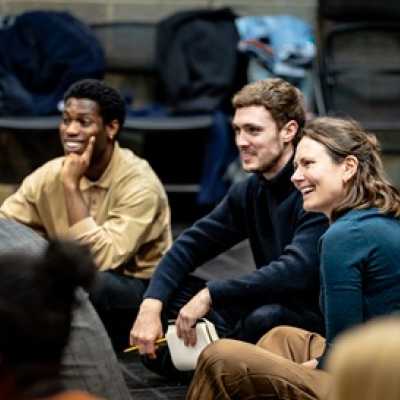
[140,298,163,315]
[63,179,79,192]
[200,288,212,307]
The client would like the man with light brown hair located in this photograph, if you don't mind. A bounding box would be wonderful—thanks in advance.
[131,78,328,379]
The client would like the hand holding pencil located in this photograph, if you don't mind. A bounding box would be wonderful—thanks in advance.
[129,298,164,358]
[124,337,167,353]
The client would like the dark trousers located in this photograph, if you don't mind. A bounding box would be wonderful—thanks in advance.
[142,275,323,382]
[89,270,149,352]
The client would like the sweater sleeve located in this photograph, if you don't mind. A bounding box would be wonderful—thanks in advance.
[207,208,327,307]
[144,183,246,304]
[317,221,365,368]
[67,187,164,270]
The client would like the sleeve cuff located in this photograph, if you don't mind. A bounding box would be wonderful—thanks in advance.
[315,356,324,370]
[68,216,98,239]
[206,280,227,307]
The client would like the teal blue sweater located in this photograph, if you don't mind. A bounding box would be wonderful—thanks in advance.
[319,208,400,366]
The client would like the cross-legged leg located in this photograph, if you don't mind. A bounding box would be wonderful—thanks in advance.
[256,325,326,362]
[186,326,331,400]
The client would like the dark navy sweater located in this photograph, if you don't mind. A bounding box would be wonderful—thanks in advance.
[145,160,328,311]
[319,208,400,366]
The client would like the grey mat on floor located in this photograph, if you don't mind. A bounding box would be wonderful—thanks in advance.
[119,352,187,400]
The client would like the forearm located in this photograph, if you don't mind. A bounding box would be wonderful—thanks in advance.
[68,192,168,270]
[207,257,320,308]
[68,217,149,270]
[206,214,327,307]
[145,184,246,303]
[138,298,163,316]
[63,182,90,226]
[0,180,43,228]
[208,223,326,306]
[145,219,243,303]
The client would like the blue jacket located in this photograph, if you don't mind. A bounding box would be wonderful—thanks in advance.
[0,11,105,116]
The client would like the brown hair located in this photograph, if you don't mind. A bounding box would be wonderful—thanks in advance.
[232,78,306,132]
[301,117,400,220]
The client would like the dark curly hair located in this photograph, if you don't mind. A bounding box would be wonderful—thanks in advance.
[64,79,126,131]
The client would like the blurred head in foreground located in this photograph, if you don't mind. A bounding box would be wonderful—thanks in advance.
[327,316,400,400]
[0,240,95,399]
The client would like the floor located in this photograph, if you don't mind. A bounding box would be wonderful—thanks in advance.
[119,352,188,400]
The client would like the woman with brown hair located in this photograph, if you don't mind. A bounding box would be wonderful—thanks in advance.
[186,117,400,400]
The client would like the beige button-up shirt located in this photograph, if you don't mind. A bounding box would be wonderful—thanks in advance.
[0,142,172,279]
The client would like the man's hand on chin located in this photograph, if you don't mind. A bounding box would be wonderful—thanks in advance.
[61,136,95,226]
[62,136,95,188]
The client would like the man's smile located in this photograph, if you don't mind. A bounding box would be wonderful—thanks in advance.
[63,140,86,153]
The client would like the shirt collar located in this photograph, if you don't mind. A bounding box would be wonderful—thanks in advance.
[257,156,295,199]
[79,142,120,190]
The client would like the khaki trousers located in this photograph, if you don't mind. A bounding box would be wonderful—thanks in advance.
[186,326,332,400]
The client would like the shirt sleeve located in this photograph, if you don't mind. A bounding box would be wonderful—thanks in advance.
[207,209,327,307]
[317,221,365,367]
[144,184,246,303]
[68,186,164,271]
[0,173,45,235]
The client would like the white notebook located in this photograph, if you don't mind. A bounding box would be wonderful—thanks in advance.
[166,318,219,371]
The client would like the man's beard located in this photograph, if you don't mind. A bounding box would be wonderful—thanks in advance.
[249,151,283,175]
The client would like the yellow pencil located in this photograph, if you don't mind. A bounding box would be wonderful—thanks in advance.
[123,337,167,353]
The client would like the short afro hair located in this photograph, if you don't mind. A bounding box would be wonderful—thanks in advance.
[63,79,126,131]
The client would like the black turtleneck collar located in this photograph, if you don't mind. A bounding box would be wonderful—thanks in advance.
[256,156,295,201]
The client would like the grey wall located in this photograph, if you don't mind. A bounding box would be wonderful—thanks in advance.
[0,0,317,23]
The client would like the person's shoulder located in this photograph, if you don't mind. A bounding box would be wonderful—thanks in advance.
[320,209,400,270]
[22,156,64,185]
[323,209,385,243]
[113,146,150,177]
[217,174,257,209]
[336,208,394,228]
[115,145,166,193]
[228,173,259,195]
[116,145,143,168]
[349,208,400,239]
[37,156,64,169]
